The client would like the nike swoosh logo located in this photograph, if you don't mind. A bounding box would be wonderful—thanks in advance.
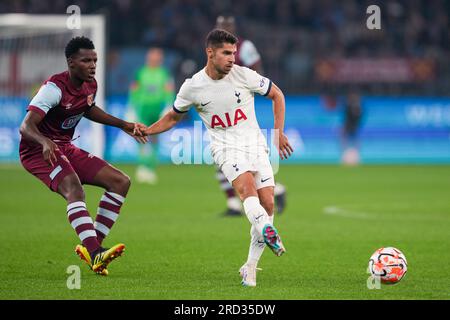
[257,240,265,244]
[255,214,263,221]
[261,177,271,183]
[201,101,211,106]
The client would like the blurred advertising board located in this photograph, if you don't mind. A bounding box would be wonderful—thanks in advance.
[316,59,435,83]
[1,95,449,164]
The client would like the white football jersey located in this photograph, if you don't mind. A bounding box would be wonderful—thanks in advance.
[173,65,272,156]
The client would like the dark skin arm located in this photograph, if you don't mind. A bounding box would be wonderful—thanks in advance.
[19,106,147,167]
[19,110,59,167]
[84,105,147,143]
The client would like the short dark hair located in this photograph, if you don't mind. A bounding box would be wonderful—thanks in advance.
[205,29,238,49]
[65,36,95,58]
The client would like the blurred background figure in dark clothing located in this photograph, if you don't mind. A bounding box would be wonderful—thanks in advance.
[341,91,363,166]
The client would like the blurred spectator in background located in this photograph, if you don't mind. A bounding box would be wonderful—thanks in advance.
[128,47,175,184]
[1,0,448,96]
[215,15,287,216]
[341,90,363,166]
[216,15,263,73]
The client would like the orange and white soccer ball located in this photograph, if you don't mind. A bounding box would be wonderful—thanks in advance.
[368,247,408,284]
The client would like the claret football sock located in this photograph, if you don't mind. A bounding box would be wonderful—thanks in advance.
[67,201,100,254]
[94,191,125,244]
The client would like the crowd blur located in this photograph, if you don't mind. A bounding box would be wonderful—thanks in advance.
[1,0,449,95]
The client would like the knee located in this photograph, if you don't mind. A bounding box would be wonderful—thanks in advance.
[112,172,131,193]
[232,173,258,200]
[236,184,255,201]
[124,174,131,190]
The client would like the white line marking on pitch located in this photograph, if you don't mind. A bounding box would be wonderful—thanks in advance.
[323,205,449,221]
[323,206,377,220]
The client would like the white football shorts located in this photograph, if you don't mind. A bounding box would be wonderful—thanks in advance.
[213,148,275,190]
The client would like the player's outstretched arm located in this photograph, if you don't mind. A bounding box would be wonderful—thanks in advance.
[20,110,59,167]
[144,109,184,136]
[84,105,147,143]
[266,83,294,160]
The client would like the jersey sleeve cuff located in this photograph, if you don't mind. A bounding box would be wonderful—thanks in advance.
[173,105,188,114]
[263,80,272,96]
[27,105,47,118]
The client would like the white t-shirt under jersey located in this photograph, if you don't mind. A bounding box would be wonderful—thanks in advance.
[173,65,272,157]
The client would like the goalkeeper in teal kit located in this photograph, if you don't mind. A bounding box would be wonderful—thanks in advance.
[128,48,175,184]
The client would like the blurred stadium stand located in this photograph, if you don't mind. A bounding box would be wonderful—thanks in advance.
[0,0,449,164]
[1,0,449,96]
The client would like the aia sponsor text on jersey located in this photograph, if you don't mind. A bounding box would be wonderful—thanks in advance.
[211,108,247,129]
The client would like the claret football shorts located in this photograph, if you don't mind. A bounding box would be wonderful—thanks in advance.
[20,142,108,192]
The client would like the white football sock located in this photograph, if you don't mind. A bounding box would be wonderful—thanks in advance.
[247,225,264,266]
[274,183,286,196]
[243,196,271,235]
[246,214,274,266]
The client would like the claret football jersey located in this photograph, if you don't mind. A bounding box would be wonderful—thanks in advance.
[20,71,97,149]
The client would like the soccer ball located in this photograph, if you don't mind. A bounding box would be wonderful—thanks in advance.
[368,247,408,284]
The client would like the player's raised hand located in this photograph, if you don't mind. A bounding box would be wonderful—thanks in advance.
[277,132,293,160]
[122,122,148,144]
[133,123,147,137]
[132,122,149,143]
[42,138,59,167]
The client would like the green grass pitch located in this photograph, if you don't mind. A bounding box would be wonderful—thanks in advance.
[0,164,449,299]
